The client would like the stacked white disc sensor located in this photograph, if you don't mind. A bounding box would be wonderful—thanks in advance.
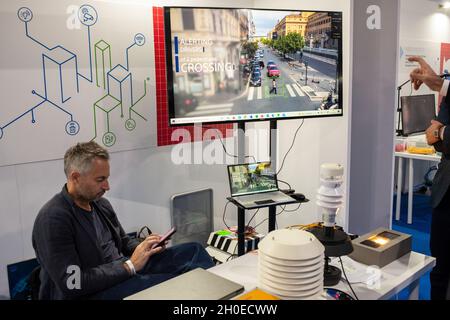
[258,229,325,300]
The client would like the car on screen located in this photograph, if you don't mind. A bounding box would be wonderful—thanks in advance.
[174,92,199,115]
[243,65,251,77]
[250,71,262,87]
[267,65,280,77]
[267,60,276,68]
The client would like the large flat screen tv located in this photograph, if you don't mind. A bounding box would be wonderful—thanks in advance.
[164,7,343,126]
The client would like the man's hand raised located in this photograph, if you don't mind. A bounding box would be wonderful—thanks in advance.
[408,56,443,92]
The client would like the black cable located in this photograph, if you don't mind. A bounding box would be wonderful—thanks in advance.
[225,209,261,263]
[245,208,261,231]
[282,203,302,212]
[276,119,305,175]
[253,206,286,230]
[226,253,237,262]
[338,257,359,300]
[253,217,268,231]
[253,203,303,231]
[222,201,232,231]
[204,126,256,163]
[226,245,238,262]
[277,178,292,190]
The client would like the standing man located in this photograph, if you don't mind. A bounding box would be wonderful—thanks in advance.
[32,141,214,300]
[409,55,450,300]
[270,78,277,95]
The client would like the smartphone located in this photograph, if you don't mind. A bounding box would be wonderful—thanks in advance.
[152,227,177,249]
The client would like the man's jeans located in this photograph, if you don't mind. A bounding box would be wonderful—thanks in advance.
[90,242,214,300]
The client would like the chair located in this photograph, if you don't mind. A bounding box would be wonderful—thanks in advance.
[7,258,40,300]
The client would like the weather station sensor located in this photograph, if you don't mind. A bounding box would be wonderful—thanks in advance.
[305,163,353,286]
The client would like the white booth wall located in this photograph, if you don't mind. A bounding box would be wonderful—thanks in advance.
[348,0,399,235]
[0,0,354,299]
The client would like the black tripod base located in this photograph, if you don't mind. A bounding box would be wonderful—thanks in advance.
[324,265,342,286]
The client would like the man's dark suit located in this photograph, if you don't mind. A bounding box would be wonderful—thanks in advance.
[429,94,450,299]
[32,185,140,300]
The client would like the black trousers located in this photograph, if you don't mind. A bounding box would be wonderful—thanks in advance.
[430,187,450,300]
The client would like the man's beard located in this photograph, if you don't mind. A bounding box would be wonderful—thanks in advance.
[80,190,105,203]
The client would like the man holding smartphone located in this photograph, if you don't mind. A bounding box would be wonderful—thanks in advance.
[32,141,214,300]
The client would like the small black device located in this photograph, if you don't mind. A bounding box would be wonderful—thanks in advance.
[290,193,306,202]
[153,227,177,249]
[254,199,275,205]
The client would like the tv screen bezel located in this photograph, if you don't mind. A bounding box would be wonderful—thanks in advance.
[164,6,344,126]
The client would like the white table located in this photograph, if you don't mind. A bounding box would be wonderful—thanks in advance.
[394,151,440,224]
[208,250,435,300]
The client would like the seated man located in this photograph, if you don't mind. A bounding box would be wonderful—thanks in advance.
[32,141,214,300]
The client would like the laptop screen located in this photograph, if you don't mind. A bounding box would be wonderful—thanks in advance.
[400,94,436,136]
[228,162,278,196]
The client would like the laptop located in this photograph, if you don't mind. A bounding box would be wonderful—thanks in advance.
[400,94,436,136]
[124,268,244,300]
[227,162,296,209]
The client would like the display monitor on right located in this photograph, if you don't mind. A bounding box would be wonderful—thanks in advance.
[400,94,436,136]
[165,8,343,125]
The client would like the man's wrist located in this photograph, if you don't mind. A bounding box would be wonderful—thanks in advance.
[440,79,449,96]
[124,259,136,276]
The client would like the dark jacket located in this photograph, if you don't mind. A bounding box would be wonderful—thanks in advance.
[32,185,140,299]
[432,96,450,208]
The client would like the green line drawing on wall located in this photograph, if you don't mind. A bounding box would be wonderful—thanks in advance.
[92,94,121,145]
[129,79,148,121]
[94,40,112,90]
[91,32,149,146]
[92,77,149,144]
[1,7,151,150]
[102,132,116,147]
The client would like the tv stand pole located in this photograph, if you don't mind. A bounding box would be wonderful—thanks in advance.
[268,120,278,232]
[237,122,246,256]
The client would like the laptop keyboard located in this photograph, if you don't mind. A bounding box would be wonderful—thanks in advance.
[237,192,292,204]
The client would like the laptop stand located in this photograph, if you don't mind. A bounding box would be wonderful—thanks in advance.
[227,194,302,256]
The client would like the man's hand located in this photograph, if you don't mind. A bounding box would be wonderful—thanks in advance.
[408,56,443,92]
[128,235,164,272]
[426,120,444,145]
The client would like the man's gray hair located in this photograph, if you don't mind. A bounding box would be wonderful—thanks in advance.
[64,141,109,177]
